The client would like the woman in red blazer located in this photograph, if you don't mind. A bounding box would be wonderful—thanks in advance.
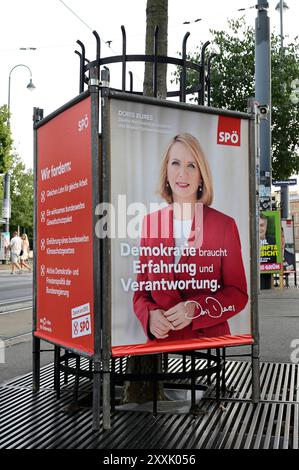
[133,133,248,342]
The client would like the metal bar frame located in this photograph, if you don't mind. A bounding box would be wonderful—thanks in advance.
[32,106,44,393]
[89,67,102,430]
[102,89,259,426]
[248,97,261,403]
[32,82,260,430]
[100,75,112,431]
[180,32,190,103]
[75,27,220,101]
[33,86,101,425]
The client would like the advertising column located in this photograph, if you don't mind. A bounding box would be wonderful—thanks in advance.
[35,96,94,355]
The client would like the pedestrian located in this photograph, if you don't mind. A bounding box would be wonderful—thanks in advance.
[6,231,22,274]
[20,234,32,272]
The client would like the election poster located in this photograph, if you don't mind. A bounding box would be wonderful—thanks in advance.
[107,98,252,350]
[0,232,10,261]
[281,219,296,273]
[35,96,95,355]
[259,210,282,274]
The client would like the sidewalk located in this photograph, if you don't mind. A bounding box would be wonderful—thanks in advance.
[258,285,299,363]
[0,260,33,271]
[0,262,12,270]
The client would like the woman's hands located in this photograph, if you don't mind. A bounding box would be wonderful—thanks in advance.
[149,309,174,339]
[164,302,195,330]
[149,302,196,338]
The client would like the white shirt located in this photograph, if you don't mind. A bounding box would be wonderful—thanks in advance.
[173,218,192,264]
[10,236,22,254]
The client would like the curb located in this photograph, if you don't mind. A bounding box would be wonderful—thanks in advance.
[0,302,32,314]
[2,332,32,348]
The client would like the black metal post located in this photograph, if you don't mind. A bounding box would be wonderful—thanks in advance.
[93,30,101,79]
[121,26,127,91]
[54,346,61,399]
[32,337,40,393]
[248,97,261,403]
[89,66,102,431]
[76,40,86,93]
[182,352,186,372]
[163,353,168,372]
[207,53,217,106]
[64,352,69,385]
[73,355,81,402]
[32,106,43,394]
[221,348,226,394]
[153,355,158,415]
[100,70,112,431]
[75,51,83,93]
[190,351,196,410]
[216,348,221,405]
[199,41,210,105]
[111,357,116,412]
[180,32,190,103]
[207,349,211,385]
[129,71,134,93]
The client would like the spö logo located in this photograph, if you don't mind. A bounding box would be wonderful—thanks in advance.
[78,114,89,132]
[217,115,241,147]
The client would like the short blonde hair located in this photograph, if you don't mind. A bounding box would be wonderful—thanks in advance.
[158,133,213,205]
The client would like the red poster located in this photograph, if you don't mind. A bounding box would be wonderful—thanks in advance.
[217,115,241,147]
[35,97,94,355]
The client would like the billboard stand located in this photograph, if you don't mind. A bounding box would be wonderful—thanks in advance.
[89,66,102,430]
[33,106,44,393]
[99,70,112,431]
[248,97,260,403]
[32,27,261,432]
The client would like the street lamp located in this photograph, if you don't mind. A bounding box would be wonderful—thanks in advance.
[7,64,36,125]
[2,64,36,257]
[275,1,290,219]
[275,1,289,52]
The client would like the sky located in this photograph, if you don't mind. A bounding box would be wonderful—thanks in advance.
[0,0,298,170]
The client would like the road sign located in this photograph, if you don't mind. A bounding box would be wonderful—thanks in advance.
[272,179,297,186]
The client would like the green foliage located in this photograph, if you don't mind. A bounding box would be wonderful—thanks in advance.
[0,105,13,174]
[176,17,299,179]
[9,155,33,239]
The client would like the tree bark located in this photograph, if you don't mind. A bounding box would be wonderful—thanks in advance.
[123,0,168,405]
[143,0,168,98]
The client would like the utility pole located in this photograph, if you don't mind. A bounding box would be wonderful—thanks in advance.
[255,0,272,289]
[276,0,290,219]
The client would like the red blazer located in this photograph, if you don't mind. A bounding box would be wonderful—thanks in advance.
[133,204,248,342]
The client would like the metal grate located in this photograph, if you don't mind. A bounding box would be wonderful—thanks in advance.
[1,359,299,449]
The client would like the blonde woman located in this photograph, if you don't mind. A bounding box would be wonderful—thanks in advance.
[20,234,31,271]
[133,133,248,342]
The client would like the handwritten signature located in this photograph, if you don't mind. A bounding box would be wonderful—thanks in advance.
[185,298,235,320]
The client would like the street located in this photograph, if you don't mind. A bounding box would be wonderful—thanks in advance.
[0,269,33,304]
[0,270,53,384]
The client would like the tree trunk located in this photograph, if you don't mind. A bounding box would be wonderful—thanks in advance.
[143,0,168,99]
[123,0,168,405]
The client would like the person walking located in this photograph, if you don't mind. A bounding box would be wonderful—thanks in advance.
[20,234,31,272]
[6,231,22,274]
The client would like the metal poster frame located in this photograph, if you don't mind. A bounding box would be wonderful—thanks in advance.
[32,77,102,427]
[32,87,260,431]
[99,89,260,428]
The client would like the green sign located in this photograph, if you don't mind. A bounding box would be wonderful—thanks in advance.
[259,210,282,274]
